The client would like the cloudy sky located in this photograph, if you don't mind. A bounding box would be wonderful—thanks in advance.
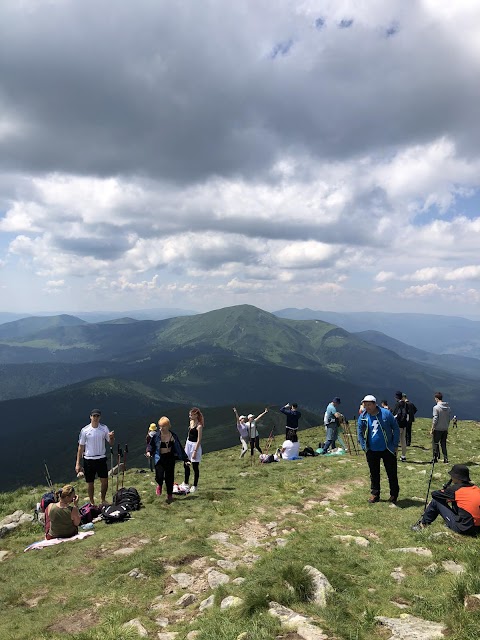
[1,1,479,317]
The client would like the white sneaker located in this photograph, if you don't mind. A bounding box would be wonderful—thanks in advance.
[189,485,197,493]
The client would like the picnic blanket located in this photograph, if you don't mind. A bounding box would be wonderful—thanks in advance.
[24,530,94,551]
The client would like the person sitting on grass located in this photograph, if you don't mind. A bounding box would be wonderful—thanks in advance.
[412,464,480,535]
[45,485,81,540]
[279,437,301,460]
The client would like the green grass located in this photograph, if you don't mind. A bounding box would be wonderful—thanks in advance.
[1,418,480,639]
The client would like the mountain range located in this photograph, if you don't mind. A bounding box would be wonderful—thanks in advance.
[0,304,477,489]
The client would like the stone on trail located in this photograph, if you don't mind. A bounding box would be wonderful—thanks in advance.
[297,623,329,640]
[441,560,465,574]
[334,535,369,547]
[392,547,432,557]
[268,601,311,627]
[303,565,334,607]
[276,538,288,547]
[171,573,194,588]
[220,595,244,609]
[0,550,10,562]
[157,633,179,640]
[375,614,446,639]
[113,547,136,556]
[186,632,200,640]
[232,577,246,585]
[464,594,480,611]
[155,617,169,628]
[176,593,196,607]
[217,559,237,570]
[208,532,230,542]
[122,618,148,637]
[199,594,215,611]
[207,569,230,588]
[390,567,406,583]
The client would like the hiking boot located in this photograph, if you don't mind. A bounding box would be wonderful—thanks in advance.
[388,496,398,504]
[443,459,449,463]
[155,485,162,496]
[368,495,380,503]
[411,520,427,531]
[400,456,406,462]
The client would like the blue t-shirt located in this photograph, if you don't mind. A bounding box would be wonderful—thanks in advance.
[364,413,387,451]
[324,403,337,426]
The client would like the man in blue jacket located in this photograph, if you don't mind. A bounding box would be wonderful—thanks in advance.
[357,394,400,504]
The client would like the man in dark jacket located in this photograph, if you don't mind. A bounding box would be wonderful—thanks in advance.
[393,391,408,462]
[280,403,301,442]
[412,464,480,535]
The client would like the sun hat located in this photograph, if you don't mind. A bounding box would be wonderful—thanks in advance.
[149,423,157,431]
[448,464,471,483]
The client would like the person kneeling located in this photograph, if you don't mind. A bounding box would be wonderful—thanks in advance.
[412,464,480,535]
[45,485,81,539]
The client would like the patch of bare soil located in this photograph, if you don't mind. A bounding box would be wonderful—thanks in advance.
[23,587,49,608]
[236,519,272,541]
[48,609,99,634]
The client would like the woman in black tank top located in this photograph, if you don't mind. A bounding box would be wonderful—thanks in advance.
[183,407,204,493]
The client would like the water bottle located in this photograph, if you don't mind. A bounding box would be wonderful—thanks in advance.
[80,522,94,531]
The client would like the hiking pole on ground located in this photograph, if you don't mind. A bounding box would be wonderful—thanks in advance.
[122,444,128,489]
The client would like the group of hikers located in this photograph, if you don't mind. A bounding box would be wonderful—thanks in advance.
[46,393,479,540]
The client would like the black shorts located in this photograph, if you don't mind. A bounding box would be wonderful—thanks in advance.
[83,457,108,483]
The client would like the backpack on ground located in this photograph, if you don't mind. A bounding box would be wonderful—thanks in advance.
[112,487,142,511]
[79,503,102,524]
[101,504,131,524]
[40,491,57,513]
[299,446,317,457]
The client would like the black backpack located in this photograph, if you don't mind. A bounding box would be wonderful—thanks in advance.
[395,401,409,427]
[113,487,142,511]
[102,504,131,524]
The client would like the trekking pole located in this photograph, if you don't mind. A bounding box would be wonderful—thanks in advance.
[43,461,54,488]
[424,455,437,512]
[110,447,114,502]
[116,445,122,494]
[122,444,128,489]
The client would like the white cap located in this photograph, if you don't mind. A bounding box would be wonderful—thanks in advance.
[247,413,254,419]
[239,415,246,420]
[362,395,377,403]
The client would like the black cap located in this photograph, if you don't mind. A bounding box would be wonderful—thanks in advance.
[90,409,102,416]
[333,397,341,404]
[448,464,471,483]
[395,391,403,399]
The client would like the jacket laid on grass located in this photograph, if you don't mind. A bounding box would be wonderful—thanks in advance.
[432,481,480,532]
[357,406,400,454]
[146,430,189,466]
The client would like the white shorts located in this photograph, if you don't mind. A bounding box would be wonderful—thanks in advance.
[185,439,202,463]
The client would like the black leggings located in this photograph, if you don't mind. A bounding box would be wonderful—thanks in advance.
[155,456,175,496]
[184,461,200,486]
[250,436,262,455]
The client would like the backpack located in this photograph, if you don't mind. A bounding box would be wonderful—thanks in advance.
[299,446,317,457]
[40,491,57,513]
[395,401,409,426]
[112,487,142,511]
[101,504,131,524]
[79,503,102,524]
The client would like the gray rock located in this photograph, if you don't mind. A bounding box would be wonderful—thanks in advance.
[186,632,200,640]
[232,577,246,585]
[157,633,179,640]
[176,593,196,607]
[217,559,237,571]
[113,547,137,556]
[375,613,447,639]
[207,570,230,588]
[441,560,465,574]
[0,510,24,526]
[128,568,146,579]
[464,594,480,611]
[276,538,288,547]
[208,532,230,542]
[199,595,215,611]
[334,535,369,547]
[155,617,169,627]
[297,623,329,640]
[392,547,432,557]
[220,596,244,609]
[171,573,194,588]
[303,566,334,607]
[268,601,311,627]
[390,567,406,583]
[0,550,10,562]
[122,618,148,637]
[266,521,278,530]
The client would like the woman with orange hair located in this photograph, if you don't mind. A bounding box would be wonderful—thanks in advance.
[182,407,204,493]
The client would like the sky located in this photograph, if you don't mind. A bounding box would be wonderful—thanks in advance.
[1,1,480,317]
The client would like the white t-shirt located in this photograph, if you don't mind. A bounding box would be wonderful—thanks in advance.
[281,440,300,460]
[246,420,259,438]
[79,423,110,459]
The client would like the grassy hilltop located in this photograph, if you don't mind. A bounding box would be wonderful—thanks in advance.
[1,418,480,640]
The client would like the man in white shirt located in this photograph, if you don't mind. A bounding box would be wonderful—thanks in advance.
[75,409,114,505]
[280,438,300,460]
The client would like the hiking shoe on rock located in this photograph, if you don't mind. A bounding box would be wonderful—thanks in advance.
[368,495,380,503]
[189,486,197,493]
[156,485,162,496]
[411,520,427,531]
